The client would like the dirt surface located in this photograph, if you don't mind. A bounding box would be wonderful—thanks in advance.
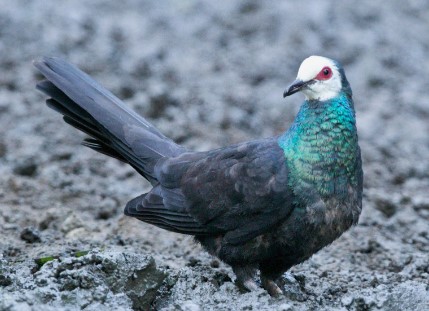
[1,0,428,310]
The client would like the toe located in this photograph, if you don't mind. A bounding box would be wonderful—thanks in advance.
[261,277,283,297]
[243,279,259,291]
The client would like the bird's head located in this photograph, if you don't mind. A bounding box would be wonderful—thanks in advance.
[284,56,351,101]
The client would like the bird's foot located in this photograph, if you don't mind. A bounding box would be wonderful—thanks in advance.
[235,278,259,292]
[232,265,259,293]
[261,276,283,297]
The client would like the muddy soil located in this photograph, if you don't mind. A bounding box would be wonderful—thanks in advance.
[0,1,428,310]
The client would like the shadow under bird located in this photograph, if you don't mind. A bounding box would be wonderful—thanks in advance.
[34,55,363,296]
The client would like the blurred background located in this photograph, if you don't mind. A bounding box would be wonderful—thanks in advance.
[0,1,428,310]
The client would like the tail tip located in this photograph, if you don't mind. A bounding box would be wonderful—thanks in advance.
[33,56,63,70]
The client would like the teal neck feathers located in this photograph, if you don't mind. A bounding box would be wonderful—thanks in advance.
[278,92,360,201]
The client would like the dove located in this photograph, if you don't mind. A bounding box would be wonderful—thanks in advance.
[34,55,362,296]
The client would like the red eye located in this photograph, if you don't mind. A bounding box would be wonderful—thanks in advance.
[315,66,332,80]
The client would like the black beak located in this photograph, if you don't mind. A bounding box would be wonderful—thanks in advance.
[283,79,313,98]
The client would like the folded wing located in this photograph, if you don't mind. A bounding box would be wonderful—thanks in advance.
[125,138,295,245]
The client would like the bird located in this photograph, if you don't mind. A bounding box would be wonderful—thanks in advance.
[34,55,362,296]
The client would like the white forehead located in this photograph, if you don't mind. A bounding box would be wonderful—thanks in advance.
[296,56,337,81]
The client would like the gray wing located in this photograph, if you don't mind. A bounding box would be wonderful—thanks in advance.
[125,138,296,245]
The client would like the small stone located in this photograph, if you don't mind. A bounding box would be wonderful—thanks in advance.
[294,274,306,288]
[13,157,38,177]
[211,270,232,288]
[341,295,353,307]
[186,257,200,267]
[210,259,220,268]
[180,301,201,311]
[20,227,41,243]
[65,227,88,240]
[147,93,178,119]
[373,195,398,217]
[96,197,118,220]
[0,274,12,287]
[351,297,372,311]
[61,213,84,233]
[282,273,307,302]
[370,277,379,287]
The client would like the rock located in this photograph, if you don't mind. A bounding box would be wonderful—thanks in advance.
[1,249,167,310]
[282,273,307,302]
[13,157,38,177]
[373,192,400,218]
[60,213,85,234]
[96,197,119,220]
[380,281,429,311]
[20,227,41,243]
[210,259,220,268]
[0,274,12,287]
[64,227,88,240]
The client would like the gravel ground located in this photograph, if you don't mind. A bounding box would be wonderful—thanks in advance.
[0,1,428,310]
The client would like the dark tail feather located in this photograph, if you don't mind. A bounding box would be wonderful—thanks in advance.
[34,57,185,184]
[81,138,126,162]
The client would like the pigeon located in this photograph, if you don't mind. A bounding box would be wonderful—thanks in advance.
[34,55,362,296]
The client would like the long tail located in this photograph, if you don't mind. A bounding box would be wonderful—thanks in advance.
[34,57,185,184]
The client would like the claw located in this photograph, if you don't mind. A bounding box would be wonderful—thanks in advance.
[261,276,283,297]
[232,265,259,292]
[243,279,259,291]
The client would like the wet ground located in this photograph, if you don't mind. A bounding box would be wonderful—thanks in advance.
[0,1,428,310]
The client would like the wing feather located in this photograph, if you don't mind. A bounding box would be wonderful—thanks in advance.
[125,138,295,244]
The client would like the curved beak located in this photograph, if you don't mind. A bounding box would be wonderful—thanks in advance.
[283,79,314,98]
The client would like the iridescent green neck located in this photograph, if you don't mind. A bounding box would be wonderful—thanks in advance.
[278,92,360,200]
